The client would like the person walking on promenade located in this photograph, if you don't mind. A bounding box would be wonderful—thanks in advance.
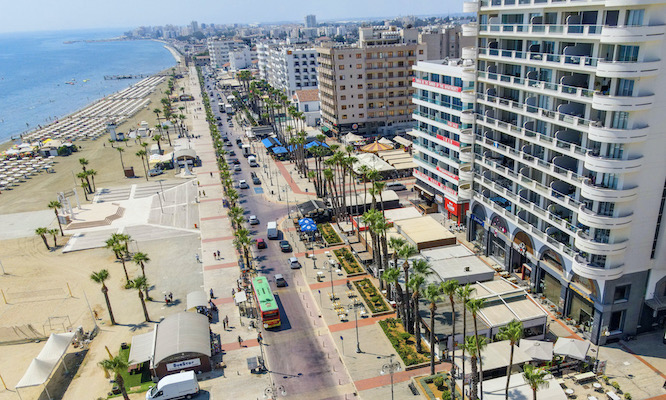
[169,292,173,302]
[196,254,200,263]
[257,332,263,344]
[237,335,243,347]
[209,172,213,178]
[210,288,214,299]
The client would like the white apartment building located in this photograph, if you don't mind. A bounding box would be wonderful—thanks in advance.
[411,59,477,225]
[462,0,666,343]
[228,47,256,71]
[259,46,319,95]
[207,39,244,68]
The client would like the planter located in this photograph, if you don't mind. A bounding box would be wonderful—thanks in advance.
[379,318,430,366]
[353,278,389,314]
[333,247,364,275]
[318,223,343,246]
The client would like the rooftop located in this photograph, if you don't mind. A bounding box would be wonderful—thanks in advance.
[294,89,320,103]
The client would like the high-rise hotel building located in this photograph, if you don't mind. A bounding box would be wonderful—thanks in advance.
[461,0,666,343]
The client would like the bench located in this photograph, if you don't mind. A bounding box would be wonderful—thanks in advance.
[573,371,596,383]
[606,392,621,400]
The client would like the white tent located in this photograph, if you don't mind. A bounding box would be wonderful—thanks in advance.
[342,132,364,145]
[554,337,590,361]
[187,291,209,310]
[519,339,554,361]
[128,331,155,365]
[16,332,75,399]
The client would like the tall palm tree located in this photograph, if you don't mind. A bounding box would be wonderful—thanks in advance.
[86,169,97,193]
[48,228,59,247]
[441,279,460,371]
[79,158,92,191]
[423,283,442,375]
[409,274,426,353]
[388,237,406,270]
[397,243,419,333]
[152,134,163,154]
[135,149,149,181]
[373,180,387,215]
[116,147,126,172]
[35,227,50,250]
[132,252,150,284]
[98,356,130,400]
[497,320,524,400]
[382,267,403,320]
[462,335,488,400]
[113,243,130,283]
[234,228,252,270]
[522,364,550,400]
[457,284,476,386]
[47,200,64,236]
[90,269,116,325]
[131,276,151,322]
[468,297,487,399]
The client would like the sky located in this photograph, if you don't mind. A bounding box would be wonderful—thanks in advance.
[0,0,466,33]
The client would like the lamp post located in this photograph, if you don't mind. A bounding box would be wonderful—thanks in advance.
[263,382,286,399]
[348,302,361,353]
[380,354,401,400]
[596,330,610,373]
[326,251,334,300]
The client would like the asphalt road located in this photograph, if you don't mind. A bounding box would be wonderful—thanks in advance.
[204,77,346,398]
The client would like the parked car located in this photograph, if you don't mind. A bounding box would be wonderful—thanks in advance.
[239,180,249,189]
[274,274,287,287]
[249,215,259,225]
[234,164,241,172]
[148,167,163,177]
[225,141,233,147]
[236,138,243,145]
[288,257,301,269]
[279,240,292,252]
[256,238,266,249]
[252,176,261,185]
[228,150,235,156]
[230,158,240,164]
[385,182,407,191]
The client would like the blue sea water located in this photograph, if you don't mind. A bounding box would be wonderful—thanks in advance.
[0,28,177,144]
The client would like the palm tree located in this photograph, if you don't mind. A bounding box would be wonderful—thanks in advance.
[234,228,252,270]
[374,180,387,215]
[152,134,163,154]
[132,252,150,284]
[408,274,426,353]
[135,149,149,181]
[382,267,403,320]
[397,243,419,333]
[457,284,476,387]
[388,237,406,270]
[497,320,524,400]
[131,276,151,322]
[116,147,126,172]
[90,269,116,325]
[48,228,59,247]
[522,364,550,400]
[35,227,50,250]
[113,243,130,283]
[79,157,92,190]
[462,335,488,400]
[468,297,487,399]
[98,356,130,400]
[423,283,442,375]
[86,169,97,193]
[47,200,64,236]
[441,279,460,371]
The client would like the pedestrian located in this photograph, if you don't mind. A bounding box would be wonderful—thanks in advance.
[196,254,200,263]
[165,295,169,305]
[209,172,213,178]
[202,190,206,197]
[238,335,243,347]
[217,250,221,258]
[257,332,263,344]
[169,292,173,302]
[224,315,229,329]
[222,318,227,330]
[210,288,214,299]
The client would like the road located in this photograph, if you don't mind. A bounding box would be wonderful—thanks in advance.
[203,76,349,398]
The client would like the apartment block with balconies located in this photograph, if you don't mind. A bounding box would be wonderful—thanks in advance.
[462,0,666,344]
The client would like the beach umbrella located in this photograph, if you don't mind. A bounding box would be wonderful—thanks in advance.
[553,338,590,361]
[0,181,8,186]
[519,340,554,361]
[300,222,317,232]
[298,217,315,226]
[360,140,393,153]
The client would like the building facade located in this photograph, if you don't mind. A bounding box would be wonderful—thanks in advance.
[411,59,477,224]
[305,14,317,28]
[293,89,321,126]
[258,46,319,95]
[228,47,256,71]
[462,0,666,344]
[207,39,244,69]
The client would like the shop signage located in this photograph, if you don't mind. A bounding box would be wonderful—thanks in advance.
[445,198,459,215]
[435,194,444,204]
[470,214,484,227]
[166,358,201,371]
[436,166,459,181]
[413,169,456,196]
[435,134,460,147]
[569,284,594,303]
[412,78,462,93]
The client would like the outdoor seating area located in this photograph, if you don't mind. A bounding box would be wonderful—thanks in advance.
[0,155,55,191]
[557,372,625,400]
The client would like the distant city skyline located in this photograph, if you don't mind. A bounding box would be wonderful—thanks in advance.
[0,0,466,33]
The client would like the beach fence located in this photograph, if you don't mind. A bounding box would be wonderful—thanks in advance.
[1,283,71,304]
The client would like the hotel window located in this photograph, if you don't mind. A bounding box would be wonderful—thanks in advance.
[357,64,362,69]
[342,105,347,110]
[338,65,345,70]
[388,52,393,57]
[358,94,364,99]
[614,285,630,303]
[359,104,364,108]
[369,112,375,117]
[340,85,346,90]
[342,114,348,120]
[359,113,364,118]
[358,84,363,89]
[338,54,344,59]
[356,54,362,59]
[625,9,644,26]
[341,95,346,100]
[617,46,639,62]
[419,49,424,55]
[398,51,404,57]
[616,79,634,96]
[357,74,363,79]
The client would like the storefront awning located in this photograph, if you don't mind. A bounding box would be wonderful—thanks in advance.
[645,297,666,311]
[187,291,208,310]
[415,182,435,197]
[128,332,155,365]
[321,126,330,133]
[272,146,288,154]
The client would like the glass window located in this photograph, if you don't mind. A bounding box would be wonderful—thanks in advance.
[613,285,630,302]
[616,79,635,96]
[617,46,639,62]
[625,9,644,26]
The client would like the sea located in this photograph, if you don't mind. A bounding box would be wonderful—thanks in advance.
[0,28,177,144]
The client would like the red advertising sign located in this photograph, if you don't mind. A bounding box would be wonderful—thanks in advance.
[436,166,459,181]
[435,134,460,147]
[413,78,462,93]
[445,198,459,215]
[413,169,457,196]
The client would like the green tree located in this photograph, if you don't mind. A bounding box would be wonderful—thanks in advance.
[457,284,476,387]
[382,267,403,320]
[135,149,149,181]
[79,158,92,191]
[462,335,488,400]
[48,228,59,247]
[47,200,64,236]
[35,227,50,250]
[441,279,460,372]
[408,274,426,353]
[131,276,151,322]
[522,364,550,400]
[152,134,163,154]
[423,283,442,375]
[90,269,116,325]
[113,243,130,283]
[467,297,487,399]
[98,356,130,400]
[234,228,252,271]
[132,252,150,295]
[397,243,419,333]
[86,169,97,192]
[497,320,524,400]
[116,147,126,172]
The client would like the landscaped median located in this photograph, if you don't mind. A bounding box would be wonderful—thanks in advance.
[379,318,431,367]
[318,222,343,246]
[333,247,364,275]
[353,278,390,314]
[415,372,460,400]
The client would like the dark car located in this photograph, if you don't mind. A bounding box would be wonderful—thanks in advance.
[275,274,287,287]
[279,240,292,252]
[252,176,261,185]
[256,238,266,249]
[230,158,240,165]
[236,138,243,145]
[228,150,235,156]
[225,141,233,147]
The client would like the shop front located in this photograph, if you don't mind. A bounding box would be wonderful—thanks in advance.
[567,281,597,335]
[441,197,469,226]
[539,271,563,307]
[488,215,510,265]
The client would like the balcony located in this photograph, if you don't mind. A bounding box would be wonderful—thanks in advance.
[606,0,666,5]
[600,24,666,44]
[587,123,649,144]
[583,151,643,174]
[460,164,474,181]
[459,182,473,200]
[479,24,602,39]
[575,231,628,256]
[572,255,624,281]
[596,59,661,78]
[477,70,594,102]
[463,1,479,12]
[460,146,473,163]
[478,47,599,71]
[461,89,476,104]
[592,91,655,112]
[459,128,475,145]
[581,178,638,203]
[577,204,633,230]
[461,109,475,124]
[462,23,478,37]
[462,68,476,83]
[462,46,477,60]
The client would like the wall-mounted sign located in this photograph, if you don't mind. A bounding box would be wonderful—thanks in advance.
[412,78,462,93]
[166,358,201,371]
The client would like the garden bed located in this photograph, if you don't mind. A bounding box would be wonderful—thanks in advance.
[318,223,343,246]
[379,318,430,366]
[417,373,460,400]
[334,247,364,275]
[353,278,389,314]
[111,345,153,396]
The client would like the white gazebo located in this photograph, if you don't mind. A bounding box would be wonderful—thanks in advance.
[16,332,76,399]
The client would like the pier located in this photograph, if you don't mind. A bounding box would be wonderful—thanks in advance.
[103,74,152,80]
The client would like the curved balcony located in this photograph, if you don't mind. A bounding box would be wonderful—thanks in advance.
[462,68,476,83]
[575,231,628,256]
[460,146,474,163]
[577,204,633,230]
[462,23,478,37]
[581,179,638,202]
[596,59,661,78]
[461,90,476,104]
[462,46,477,60]
[459,128,475,145]
[463,1,479,13]
[459,165,474,181]
[572,255,625,281]
[600,24,666,44]
[458,182,473,200]
[592,92,654,112]
[588,123,649,144]
[461,109,475,124]
[584,152,643,174]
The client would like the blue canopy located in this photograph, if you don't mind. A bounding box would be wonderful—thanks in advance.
[272,146,288,154]
[301,223,317,232]
[261,138,275,148]
[287,145,295,152]
[305,140,330,150]
[299,218,315,226]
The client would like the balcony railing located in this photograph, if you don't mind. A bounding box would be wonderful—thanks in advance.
[479,24,602,37]
[478,47,600,69]
[413,95,464,111]
[477,70,594,99]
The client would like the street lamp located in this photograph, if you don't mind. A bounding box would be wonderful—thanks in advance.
[380,354,401,400]
[348,302,361,353]
[596,330,610,373]
[325,251,335,300]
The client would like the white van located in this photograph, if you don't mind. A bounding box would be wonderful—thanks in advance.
[267,221,278,239]
[146,370,200,400]
[248,155,258,167]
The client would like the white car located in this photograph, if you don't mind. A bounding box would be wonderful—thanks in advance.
[249,215,259,225]
[288,257,301,269]
[239,179,249,189]
[233,164,241,172]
